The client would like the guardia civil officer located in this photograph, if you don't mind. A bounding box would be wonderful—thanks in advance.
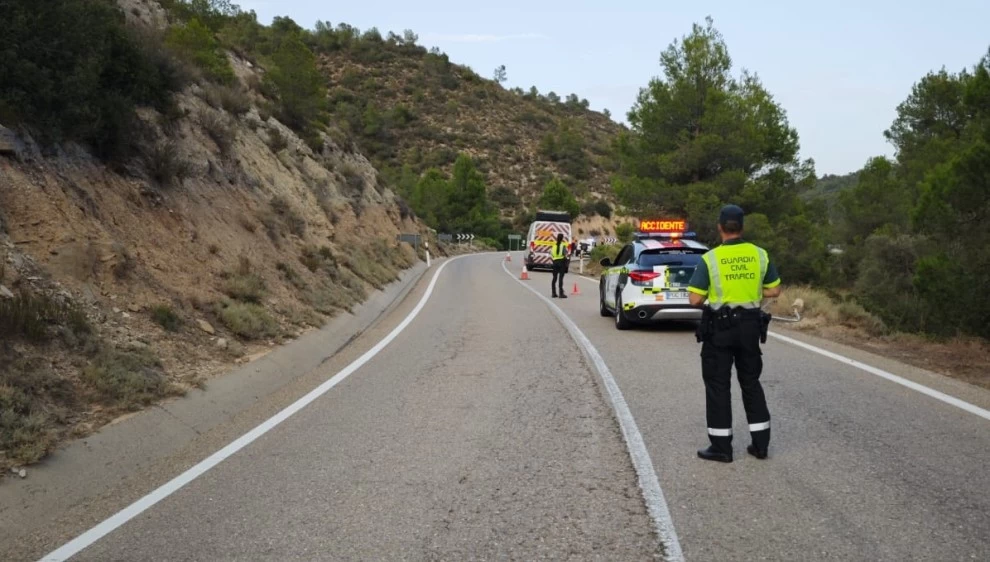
[687,205,781,462]
[550,233,570,298]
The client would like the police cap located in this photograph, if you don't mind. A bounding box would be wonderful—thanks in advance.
[718,205,745,228]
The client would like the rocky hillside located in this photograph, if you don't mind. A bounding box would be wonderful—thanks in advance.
[0,0,633,474]
[0,0,430,474]
[317,46,624,222]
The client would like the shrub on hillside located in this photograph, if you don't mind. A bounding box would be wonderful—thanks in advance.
[0,0,182,159]
[538,178,580,218]
[143,141,194,188]
[854,234,928,333]
[222,258,267,303]
[0,358,72,467]
[205,84,251,115]
[223,270,266,302]
[165,18,235,84]
[200,111,235,155]
[594,200,613,218]
[265,34,328,133]
[490,187,522,209]
[266,128,289,152]
[83,347,178,410]
[270,196,306,237]
[615,223,636,243]
[217,301,278,339]
[0,292,89,343]
[151,304,183,332]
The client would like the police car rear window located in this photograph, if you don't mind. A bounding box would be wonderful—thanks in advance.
[637,251,703,267]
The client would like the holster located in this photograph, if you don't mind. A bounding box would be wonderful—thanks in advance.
[696,307,715,343]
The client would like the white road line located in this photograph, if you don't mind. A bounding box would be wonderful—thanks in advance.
[501,260,685,562]
[554,254,989,422]
[769,332,990,422]
[39,256,465,562]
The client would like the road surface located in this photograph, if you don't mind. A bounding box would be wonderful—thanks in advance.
[15,254,990,560]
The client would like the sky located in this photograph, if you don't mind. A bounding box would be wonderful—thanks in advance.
[238,0,989,175]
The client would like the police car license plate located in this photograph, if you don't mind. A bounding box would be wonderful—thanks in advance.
[657,291,689,301]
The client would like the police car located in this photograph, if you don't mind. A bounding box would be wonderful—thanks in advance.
[598,220,709,330]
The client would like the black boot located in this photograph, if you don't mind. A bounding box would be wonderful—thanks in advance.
[746,444,768,460]
[697,446,732,463]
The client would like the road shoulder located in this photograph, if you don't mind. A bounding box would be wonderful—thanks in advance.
[0,261,429,558]
[770,325,990,412]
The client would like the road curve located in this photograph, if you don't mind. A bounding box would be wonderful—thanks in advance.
[26,253,990,561]
[545,257,990,561]
[63,255,660,561]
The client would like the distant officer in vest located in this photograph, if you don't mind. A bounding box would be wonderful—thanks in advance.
[688,205,782,462]
[550,233,570,298]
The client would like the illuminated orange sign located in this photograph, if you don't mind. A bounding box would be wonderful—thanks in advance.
[639,219,687,232]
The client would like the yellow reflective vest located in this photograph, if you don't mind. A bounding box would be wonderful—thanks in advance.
[700,242,769,309]
[550,242,569,261]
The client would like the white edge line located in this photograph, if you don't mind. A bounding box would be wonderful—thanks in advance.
[501,260,685,562]
[39,256,465,562]
[550,258,989,423]
[768,331,990,422]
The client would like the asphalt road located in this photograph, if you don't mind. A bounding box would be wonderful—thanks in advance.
[32,254,990,560]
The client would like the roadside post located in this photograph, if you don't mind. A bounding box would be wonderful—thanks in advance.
[397,233,425,264]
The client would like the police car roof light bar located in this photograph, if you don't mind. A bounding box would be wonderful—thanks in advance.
[634,231,698,240]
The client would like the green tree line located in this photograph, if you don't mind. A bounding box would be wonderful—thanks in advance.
[612,17,989,339]
[611,17,827,285]
[828,51,990,338]
[406,154,506,245]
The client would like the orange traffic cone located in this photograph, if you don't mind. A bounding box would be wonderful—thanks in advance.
[505,252,511,262]
[572,282,581,296]
[520,266,529,280]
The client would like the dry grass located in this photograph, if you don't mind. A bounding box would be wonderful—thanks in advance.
[343,246,398,289]
[221,257,266,303]
[216,301,278,340]
[204,84,251,116]
[144,140,194,188]
[298,246,325,272]
[200,111,235,155]
[269,196,306,238]
[266,128,288,153]
[276,261,307,290]
[768,286,886,336]
[770,286,989,389]
[303,281,355,315]
[150,304,183,332]
[83,347,180,410]
[0,357,73,468]
[222,272,266,303]
[0,291,90,342]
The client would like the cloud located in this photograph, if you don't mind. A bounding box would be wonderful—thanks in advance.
[422,32,547,43]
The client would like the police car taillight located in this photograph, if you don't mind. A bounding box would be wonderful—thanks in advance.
[629,271,660,285]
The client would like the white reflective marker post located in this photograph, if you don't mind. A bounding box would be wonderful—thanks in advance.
[425,241,431,267]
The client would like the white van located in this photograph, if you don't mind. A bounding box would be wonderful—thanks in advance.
[525,210,572,271]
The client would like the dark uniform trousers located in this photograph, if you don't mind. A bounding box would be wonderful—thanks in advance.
[701,309,771,454]
[551,259,566,296]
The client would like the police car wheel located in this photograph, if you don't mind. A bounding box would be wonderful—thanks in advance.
[599,286,612,317]
[614,291,631,330]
